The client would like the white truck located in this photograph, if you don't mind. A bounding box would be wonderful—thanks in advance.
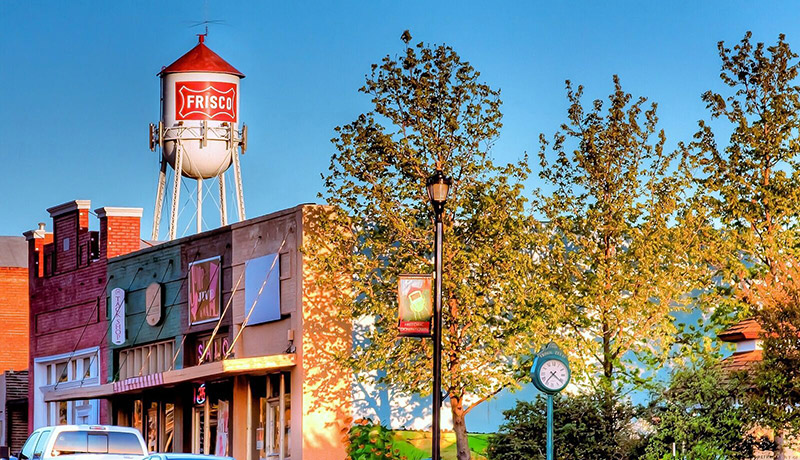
[16,425,147,460]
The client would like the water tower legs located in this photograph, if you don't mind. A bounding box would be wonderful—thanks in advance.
[196,179,203,234]
[168,144,184,241]
[219,172,228,226]
[232,148,246,221]
[152,159,168,241]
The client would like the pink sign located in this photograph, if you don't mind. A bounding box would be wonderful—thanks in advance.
[189,257,221,325]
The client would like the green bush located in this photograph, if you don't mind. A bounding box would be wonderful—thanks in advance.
[486,392,645,460]
[347,419,407,460]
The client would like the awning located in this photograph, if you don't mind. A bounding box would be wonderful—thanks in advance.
[44,354,295,402]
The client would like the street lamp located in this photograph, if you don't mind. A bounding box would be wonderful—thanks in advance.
[426,169,451,460]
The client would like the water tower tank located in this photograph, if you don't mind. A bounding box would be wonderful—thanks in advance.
[149,35,248,242]
[159,35,245,179]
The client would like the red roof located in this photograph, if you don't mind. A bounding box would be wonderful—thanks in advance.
[718,318,762,342]
[722,349,763,371]
[159,36,244,78]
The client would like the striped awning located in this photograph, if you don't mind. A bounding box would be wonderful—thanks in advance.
[44,353,295,402]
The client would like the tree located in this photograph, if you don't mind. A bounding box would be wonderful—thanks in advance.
[486,392,645,460]
[690,32,800,459]
[643,359,758,460]
[534,76,707,433]
[317,32,544,460]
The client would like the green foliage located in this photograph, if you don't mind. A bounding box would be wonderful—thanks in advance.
[318,31,545,459]
[486,391,645,460]
[348,419,406,460]
[643,359,758,460]
[690,31,800,456]
[535,76,708,394]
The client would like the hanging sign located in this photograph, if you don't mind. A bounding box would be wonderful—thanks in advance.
[397,274,433,337]
[145,282,163,326]
[189,257,221,325]
[110,288,126,345]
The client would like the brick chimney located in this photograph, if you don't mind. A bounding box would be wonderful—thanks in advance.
[23,223,52,278]
[95,207,143,259]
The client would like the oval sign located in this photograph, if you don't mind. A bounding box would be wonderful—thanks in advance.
[145,282,163,326]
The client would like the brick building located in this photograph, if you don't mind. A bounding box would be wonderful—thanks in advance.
[0,237,30,452]
[45,205,352,460]
[25,200,143,430]
[0,236,29,373]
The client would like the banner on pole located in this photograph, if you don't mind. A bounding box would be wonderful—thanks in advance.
[397,274,433,337]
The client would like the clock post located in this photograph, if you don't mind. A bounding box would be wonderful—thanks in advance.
[531,342,571,460]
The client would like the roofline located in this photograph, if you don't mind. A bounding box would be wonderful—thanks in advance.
[107,203,318,264]
[94,207,144,218]
[47,200,91,218]
[158,68,246,78]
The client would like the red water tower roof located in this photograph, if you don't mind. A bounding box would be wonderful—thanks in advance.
[159,35,244,78]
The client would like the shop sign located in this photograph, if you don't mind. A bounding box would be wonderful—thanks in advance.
[244,253,281,325]
[145,282,163,326]
[189,257,221,325]
[196,334,230,364]
[111,288,126,345]
[397,274,433,337]
[194,383,206,405]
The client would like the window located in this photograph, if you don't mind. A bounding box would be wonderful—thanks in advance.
[35,349,100,429]
[19,431,41,460]
[117,340,175,380]
[108,433,144,455]
[33,429,52,457]
[87,434,107,454]
[52,431,86,455]
[48,431,143,456]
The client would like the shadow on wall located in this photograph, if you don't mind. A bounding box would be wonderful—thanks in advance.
[299,205,354,456]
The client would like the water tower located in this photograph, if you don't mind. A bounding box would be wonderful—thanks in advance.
[149,34,247,240]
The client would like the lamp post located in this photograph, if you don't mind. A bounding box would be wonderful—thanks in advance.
[426,169,452,460]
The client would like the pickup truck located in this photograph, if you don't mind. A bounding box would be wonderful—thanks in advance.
[17,425,147,460]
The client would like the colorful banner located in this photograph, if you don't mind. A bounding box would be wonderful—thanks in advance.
[398,274,433,337]
[189,257,221,325]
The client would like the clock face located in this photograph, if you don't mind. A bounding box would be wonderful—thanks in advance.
[538,359,569,391]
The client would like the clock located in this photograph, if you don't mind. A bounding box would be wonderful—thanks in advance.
[531,342,571,394]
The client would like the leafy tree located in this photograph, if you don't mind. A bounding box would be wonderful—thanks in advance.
[689,32,800,458]
[317,32,544,460]
[534,77,707,431]
[486,392,645,460]
[643,359,758,460]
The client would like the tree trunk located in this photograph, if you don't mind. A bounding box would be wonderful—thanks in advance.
[450,394,471,460]
[776,429,786,460]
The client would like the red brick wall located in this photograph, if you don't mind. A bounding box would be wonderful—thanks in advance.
[100,216,141,259]
[28,205,141,430]
[0,267,29,372]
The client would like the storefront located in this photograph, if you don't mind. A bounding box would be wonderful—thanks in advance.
[41,205,350,460]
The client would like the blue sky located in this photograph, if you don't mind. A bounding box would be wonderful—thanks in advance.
[1,0,798,432]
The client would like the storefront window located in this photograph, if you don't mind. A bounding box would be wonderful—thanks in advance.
[133,400,143,433]
[37,350,100,429]
[163,403,174,452]
[147,402,158,452]
[255,373,291,459]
